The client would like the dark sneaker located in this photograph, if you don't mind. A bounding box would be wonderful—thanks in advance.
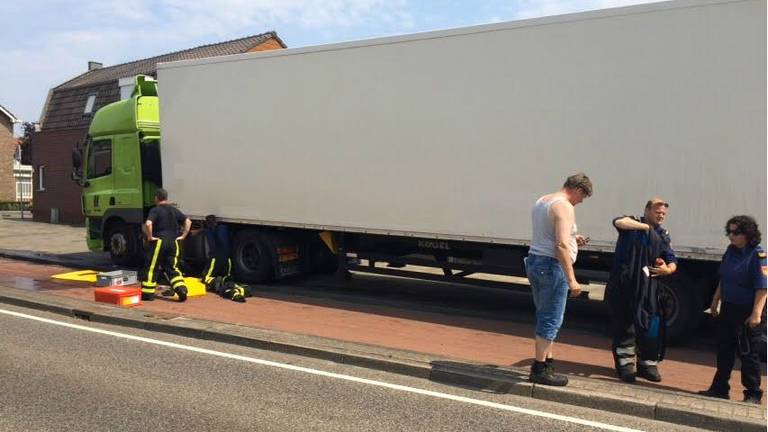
[530,362,569,386]
[141,292,155,301]
[697,389,729,400]
[743,393,762,404]
[175,286,188,302]
[617,367,636,383]
[637,365,662,382]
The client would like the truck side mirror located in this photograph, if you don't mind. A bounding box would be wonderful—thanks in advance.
[71,147,89,186]
[72,147,82,169]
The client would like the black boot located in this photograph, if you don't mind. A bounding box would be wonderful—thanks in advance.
[743,390,763,404]
[530,361,568,386]
[175,286,188,302]
[141,292,155,301]
[697,389,729,400]
[545,358,554,374]
[616,364,636,383]
[637,364,661,382]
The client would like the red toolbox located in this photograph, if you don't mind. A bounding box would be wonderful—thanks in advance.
[94,286,142,307]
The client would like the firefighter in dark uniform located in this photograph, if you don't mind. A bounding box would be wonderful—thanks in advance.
[699,215,766,404]
[195,215,249,302]
[139,188,192,302]
[606,198,677,383]
[200,215,232,286]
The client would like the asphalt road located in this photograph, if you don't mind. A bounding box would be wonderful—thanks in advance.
[0,304,705,432]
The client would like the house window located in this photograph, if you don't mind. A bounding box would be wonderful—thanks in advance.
[16,179,32,201]
[37,166,45,191]
[84,94,97,114]
[14,163,32,201]
[86,139,112,179]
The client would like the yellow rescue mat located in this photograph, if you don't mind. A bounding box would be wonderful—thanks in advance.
[51,270,99,283]
[175,277,206,298]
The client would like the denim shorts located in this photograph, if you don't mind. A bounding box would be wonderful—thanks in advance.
[525,254,569,341]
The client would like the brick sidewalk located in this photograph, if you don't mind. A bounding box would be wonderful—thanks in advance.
[1,257,763,406]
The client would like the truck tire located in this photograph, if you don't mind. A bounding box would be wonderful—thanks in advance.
[106,222,143,268]
[232,230,274,283]
[658,273,703,343]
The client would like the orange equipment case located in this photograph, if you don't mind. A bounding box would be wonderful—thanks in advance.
[94,286,142,307]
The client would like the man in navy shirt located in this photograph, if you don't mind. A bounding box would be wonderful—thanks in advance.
[606,198,677,383]
[699,215,766,404]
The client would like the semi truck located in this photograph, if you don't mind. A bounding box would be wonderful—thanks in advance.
[72,0,766,341]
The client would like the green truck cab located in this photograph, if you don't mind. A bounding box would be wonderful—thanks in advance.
[72,75,162,265]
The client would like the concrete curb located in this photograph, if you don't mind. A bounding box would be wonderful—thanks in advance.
[0,249,114,272]
[0,283,763,431]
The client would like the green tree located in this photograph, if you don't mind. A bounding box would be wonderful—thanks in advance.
[18,122,36,165]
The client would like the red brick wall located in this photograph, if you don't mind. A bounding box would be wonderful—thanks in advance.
[0,116,17,202]
[30,128,87,224]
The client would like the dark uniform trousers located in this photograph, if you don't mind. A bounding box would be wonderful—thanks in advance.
[710,302,763,399]
[139,237,187,295]
[202,255,232,286]
[606,280,659,369]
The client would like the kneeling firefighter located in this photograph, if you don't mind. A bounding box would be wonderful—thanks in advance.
[139,188,192,302]
[200,215,251,303]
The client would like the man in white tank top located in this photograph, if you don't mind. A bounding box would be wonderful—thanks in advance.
[526,173,592,386]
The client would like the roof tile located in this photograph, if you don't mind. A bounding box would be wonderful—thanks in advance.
[56,32,283,90]
[41,32,284,130]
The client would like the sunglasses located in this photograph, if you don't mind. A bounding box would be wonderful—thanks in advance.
[726,229,743,236]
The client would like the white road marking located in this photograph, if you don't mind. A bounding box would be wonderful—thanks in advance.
[0,307,643,432]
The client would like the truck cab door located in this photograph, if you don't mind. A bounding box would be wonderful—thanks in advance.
[82,137,114,220]
[111,134,142,209]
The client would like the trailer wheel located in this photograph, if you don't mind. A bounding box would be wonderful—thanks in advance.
[232,230,274,283]
[658,273,702,343]
[106,222,143,267]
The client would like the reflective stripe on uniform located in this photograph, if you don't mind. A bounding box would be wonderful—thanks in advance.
[615,346,635,356]
[170,275,185,288]
[227,259,232,277]
[145,239,163,287]
[204,258,217,284]
[141,287,156,294]
[638,359,658,367]
[172,240,182,274]
[617,357,635,366]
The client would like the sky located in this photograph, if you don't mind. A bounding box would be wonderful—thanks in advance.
[1,0,660,134]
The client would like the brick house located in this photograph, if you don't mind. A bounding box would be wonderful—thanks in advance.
[0,103,20,202]
[31,32,285,224]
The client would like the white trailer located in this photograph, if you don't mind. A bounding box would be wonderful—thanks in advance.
[155,0,766,339]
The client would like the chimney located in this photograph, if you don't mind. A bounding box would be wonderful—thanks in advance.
[88,61,103,71]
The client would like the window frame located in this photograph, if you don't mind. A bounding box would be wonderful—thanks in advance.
[84,94,97,115]
[37,165,45,191]
[86,138,113,180]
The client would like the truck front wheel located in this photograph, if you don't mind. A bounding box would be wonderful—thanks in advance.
[106,222,143,267]
[232,230,274,283]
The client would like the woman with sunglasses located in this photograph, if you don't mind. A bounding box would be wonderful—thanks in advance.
[699,215,767,404]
